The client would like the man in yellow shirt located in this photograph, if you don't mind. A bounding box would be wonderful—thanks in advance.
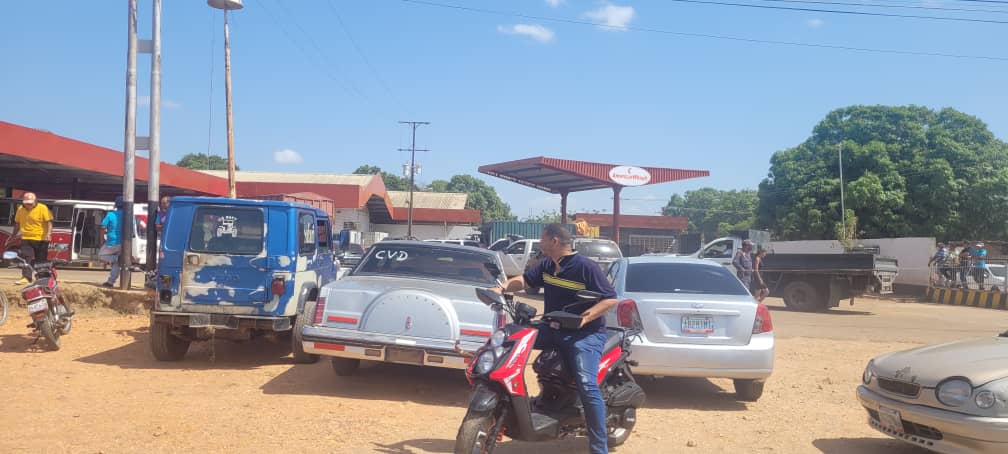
[12,192,52,284]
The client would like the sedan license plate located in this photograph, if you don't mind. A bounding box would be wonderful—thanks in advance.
[386,347,425,365]
[27,300,48,314]
[878,405,905,434]
[682,315,715,334]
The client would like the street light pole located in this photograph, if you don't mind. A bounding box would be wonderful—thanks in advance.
[208,0,243,198]
[398,121,430,239]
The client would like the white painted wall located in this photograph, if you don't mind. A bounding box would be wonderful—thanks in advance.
[371,223,479,240]
[771,237,936,286]
[332,208,370,232]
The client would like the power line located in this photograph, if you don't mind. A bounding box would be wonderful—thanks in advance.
[394,0,1008,62]
[667,0,1008,25]
[760,0,1008,14]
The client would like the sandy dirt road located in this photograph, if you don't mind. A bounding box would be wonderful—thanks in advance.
[1,292,1006,454]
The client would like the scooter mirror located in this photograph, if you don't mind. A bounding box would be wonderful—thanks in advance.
[575,290,604,302]
[2,251,18,260]
[475,287,505,306]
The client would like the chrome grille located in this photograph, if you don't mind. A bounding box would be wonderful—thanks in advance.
[877,378,920,397]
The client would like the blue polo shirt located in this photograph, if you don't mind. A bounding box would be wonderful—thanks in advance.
[523,252,617,332]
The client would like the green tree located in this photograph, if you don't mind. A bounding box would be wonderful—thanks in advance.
[176,153,236,171]
[352,165,414,191]
[426,179,450,192]
[662,188,757,238]
[441,175,515,223]
[757,105,1008,240]
[524,209,563,223]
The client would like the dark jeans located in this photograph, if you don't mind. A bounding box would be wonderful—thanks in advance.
[535,326,609,454]
[19,240,49,281]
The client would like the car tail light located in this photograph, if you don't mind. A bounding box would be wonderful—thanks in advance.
[312,297,327,325]
[753,303,773,334]
[617,299,643,329]
[23,286,44,301]
[271,277,285,296]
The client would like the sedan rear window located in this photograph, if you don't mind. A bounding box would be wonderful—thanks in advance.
[576,241,622,259]
[355,244,500,285]
[189,207,264,255]
[625,263,749,295]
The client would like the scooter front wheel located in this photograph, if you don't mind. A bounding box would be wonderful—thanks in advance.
[454,409,497,454]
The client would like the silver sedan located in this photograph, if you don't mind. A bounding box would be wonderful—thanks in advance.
[603,256,775,401]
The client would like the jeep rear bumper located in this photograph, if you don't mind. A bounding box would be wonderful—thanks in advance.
[151,312,291,331]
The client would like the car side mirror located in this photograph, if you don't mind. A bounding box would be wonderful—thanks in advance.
[475,288,505,306]
[575,290,604,302]
[2,251,17,260]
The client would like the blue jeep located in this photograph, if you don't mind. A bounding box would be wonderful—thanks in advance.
[150,197,338,362]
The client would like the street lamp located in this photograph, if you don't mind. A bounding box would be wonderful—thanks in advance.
[208,0,243,198]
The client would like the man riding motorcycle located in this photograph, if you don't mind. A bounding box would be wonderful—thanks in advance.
[490,223,619,454]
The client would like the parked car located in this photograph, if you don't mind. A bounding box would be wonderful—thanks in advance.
[337,243,365,269]
[499,238,541,278]
[301,241,507,376]
[423,238,483,248]
[150,197,339,362]
[859,333,1008,453]
[521,237,624,296]
[603,256,774,401]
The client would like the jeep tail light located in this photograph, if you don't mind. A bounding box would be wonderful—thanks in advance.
[23,286,44,301]
[271,277,285,296]
[617,299,643,329]
[312,297,327,325]
[753,303,773,334]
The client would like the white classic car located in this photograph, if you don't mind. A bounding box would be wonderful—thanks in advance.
[300,241,506,375]
[859,333,1008,453]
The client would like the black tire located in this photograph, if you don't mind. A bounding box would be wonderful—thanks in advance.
[38,318,61,351]
[781,280,826,312]
[150,318,189,361]
[608,426,632,448]
[292,301,320,364]
[454,409,496,454]
[734,379,765,402]
[56,299,72,335]
[524,286,541,296]
[0,291,8,327]
[331,357,361,376]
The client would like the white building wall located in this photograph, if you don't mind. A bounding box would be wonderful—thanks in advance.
[332,208,370,232]
[371,223,479,240]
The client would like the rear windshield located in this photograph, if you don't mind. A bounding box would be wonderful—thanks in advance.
[188,207,264,255]
[626,262,749,295]
[355,244,500,285]
[576,241,622,259]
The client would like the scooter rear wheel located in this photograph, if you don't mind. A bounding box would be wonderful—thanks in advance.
[454,409,496,454]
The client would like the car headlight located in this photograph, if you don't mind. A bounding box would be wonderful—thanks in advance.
[474,350,496,374]
[937,378,973,407]
[490,329,506,348]
[976,390,997,409]
[862,361,874,385]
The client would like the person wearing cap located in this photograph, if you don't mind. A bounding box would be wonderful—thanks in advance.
[732,239,755,291]
[10,192,53,284]
[928,242,951,286]
[972,242,988,291]
[99,196,125,288]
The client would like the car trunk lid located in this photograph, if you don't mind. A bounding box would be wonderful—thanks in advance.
[627,291,756,346]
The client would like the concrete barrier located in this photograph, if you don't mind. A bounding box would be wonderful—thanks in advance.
[926,287,1008,310]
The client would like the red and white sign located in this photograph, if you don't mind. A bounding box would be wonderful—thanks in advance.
[608,166,651,186]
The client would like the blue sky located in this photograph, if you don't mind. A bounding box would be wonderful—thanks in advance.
[2,0,1007,218]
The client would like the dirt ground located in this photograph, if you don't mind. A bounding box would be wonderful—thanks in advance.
[2,287,1006,453]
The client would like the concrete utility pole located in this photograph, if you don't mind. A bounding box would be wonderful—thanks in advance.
[121,0,139,290]
[208,0,244,198]
[398,121,430,239]
[146,0,163,272]
[839,143,846,242]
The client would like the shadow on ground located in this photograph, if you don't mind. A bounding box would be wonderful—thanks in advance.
[372,437,589,454]
[813,437,929,454]
[639,376,748,411]
[74,327,297,370]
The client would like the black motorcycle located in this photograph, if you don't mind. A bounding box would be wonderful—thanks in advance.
[3,251,73,350]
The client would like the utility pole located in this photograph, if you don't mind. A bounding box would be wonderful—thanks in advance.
[146,0,162,272]
[398,121,429,239]
[208,0,243,197]
[839,143,846,241]
[121,0,139,290]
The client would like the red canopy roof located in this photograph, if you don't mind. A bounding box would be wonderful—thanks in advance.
[479,156,709,194]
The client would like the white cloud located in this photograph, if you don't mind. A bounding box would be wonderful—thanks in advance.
[138,95,182,109]
[497,24,555,43]
[273,148,303,164]
[807,18,824,28]
[583,3,636,31]
[545,0,565,7]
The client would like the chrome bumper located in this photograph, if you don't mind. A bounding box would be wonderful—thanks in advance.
[301,324,484,370]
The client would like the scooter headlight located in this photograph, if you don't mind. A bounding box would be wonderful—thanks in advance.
[490,329,506,348]
[474,350,496,374]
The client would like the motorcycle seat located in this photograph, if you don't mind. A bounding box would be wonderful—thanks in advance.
[603,330,622,354]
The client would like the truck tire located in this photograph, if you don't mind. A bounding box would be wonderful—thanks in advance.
[292,301,320,364]
[734,379,765,401]
[782,280,826,312]
[525,286,541,296]
[150,319,189,361]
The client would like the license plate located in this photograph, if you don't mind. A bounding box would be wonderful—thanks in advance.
[682,315,715,334]
[878,405,905,434]
[27,300,48,313]
[386,347,425,365]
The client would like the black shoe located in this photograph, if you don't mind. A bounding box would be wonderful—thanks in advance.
[101,282,114,288]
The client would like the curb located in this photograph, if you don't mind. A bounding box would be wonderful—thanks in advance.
[926,287,1008,310]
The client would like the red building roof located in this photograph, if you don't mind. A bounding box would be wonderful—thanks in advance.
[575,213,689,231]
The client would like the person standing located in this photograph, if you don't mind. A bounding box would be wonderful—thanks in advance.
[958,241,972,289]
[154,195,170,236]
[973,242,988,291]
[752,247,770,302]
[10,192,52,284]
[928,243,951,287]
[99,197,125,288]
[491,223,618,454]
[732,239,755,290]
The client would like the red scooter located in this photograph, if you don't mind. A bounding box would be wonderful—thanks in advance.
[454,288,645,453]
[3,251,73,350]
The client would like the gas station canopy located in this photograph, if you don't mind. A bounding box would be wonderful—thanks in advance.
[479,156,709,243]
